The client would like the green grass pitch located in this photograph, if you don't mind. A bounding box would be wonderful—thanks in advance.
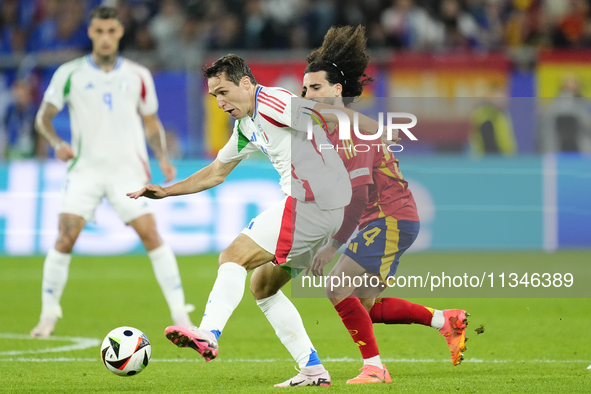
[1,252,590,393]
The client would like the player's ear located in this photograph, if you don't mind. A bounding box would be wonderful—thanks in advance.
[242,76,252,89]
[117,21,125,39]
[334,83,343,97]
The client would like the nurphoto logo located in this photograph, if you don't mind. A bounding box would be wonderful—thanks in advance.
[304,107,418,153]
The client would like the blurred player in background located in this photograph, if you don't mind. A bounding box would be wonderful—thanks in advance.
[3,79,44,159]
[128,53,394,387]
[30,6,194,338]
[302,25,469,383]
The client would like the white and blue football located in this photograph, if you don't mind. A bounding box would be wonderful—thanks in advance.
[100,326,151,377]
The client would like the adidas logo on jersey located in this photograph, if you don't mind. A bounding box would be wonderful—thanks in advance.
[85,83,94,89]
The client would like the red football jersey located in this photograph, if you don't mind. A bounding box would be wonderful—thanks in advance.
[326,126,419,229]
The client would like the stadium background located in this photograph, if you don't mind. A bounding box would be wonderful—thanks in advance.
[0,0,589,255]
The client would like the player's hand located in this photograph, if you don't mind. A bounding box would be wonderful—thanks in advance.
[380,129,401,146]
[307,243,338,277]
[159,160,176,183]
[55,142,75,162]
[126,184,167,199]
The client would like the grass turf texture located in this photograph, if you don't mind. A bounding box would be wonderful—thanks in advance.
[1,252,590,393]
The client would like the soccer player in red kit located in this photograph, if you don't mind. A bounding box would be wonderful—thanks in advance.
[303,26,469,384]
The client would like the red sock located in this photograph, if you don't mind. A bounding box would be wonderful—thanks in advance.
[370,298,434,326]
[335,298,380,359]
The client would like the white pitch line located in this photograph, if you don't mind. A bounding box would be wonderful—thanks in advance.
[0,333,100,356]
[1,333,589,366]
[0,357,589,364]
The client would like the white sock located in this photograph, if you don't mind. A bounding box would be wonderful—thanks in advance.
[363,355,383,368]
[40,248,71,319]
[199,263,247,336]
[148,244,189,319]
[256,290,319,369]
[431,310,444,330]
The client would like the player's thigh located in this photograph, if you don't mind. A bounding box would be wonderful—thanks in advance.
[325,253,370,299]
[234,196,290,271]
[289,201,344,271]
[239,196,288,260]
[105,176,153,224]
[220,233,275,271]
[250,263,292,300]
[59,172,104,223]
[234,197,342,272]
[326,255,383,307]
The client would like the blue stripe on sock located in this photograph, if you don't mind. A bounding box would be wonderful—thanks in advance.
[305,349,321,367]
[210,330,221,341]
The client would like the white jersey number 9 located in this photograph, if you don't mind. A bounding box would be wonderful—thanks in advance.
[103,93,113,111]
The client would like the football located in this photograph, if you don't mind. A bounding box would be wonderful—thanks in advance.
[100,326,151,377]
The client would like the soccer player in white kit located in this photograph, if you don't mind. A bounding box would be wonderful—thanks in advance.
[128,54,390,387]
[30,6,194,338]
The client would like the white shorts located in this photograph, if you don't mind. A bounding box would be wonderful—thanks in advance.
[59,171,152,223]
[241,196,344,270]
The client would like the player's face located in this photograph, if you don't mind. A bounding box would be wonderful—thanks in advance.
[302,71,342,105]
[208,74,253,119]
[88,18,124,57]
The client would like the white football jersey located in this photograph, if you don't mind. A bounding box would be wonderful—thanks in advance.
[217,85,352,210]
[43,55,157,181]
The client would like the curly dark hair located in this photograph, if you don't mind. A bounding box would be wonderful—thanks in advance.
[305,25,374,105]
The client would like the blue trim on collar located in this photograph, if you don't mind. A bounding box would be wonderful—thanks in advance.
[87,55,123,71]
[253,85,263,119]
[114,56,122,70]
[87,54,100,70]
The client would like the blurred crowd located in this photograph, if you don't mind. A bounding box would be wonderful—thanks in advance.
[2,0,591,68]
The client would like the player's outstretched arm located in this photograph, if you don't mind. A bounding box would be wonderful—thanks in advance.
[142,113,176,182]
[127,158,240,199]
[35,101,75,162]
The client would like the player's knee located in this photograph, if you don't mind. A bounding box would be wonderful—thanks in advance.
[218,251,231,267]
[359,298,375,314]
[249,279,278,300]
[55,234,75,253]
[218,251,227,267]
[219,248,248,267]
[139,231,161,250]
[324,285,338,299]
[326,283,352,300]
